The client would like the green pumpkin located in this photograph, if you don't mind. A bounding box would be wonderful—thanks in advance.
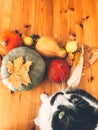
[1,47,45,91]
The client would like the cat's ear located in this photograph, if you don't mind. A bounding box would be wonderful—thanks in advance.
[40,93,48,103]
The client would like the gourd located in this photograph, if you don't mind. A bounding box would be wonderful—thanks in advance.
[48,59,70,83]
[65,41,77,53]
[22,34,34,46]
[35,36,66,58]
[0,30,23,56]
[1,47,45,92]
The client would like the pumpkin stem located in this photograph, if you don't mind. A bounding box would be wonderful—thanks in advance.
[1,41,7,46]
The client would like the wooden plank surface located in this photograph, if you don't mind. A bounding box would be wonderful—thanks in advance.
[0,0,98,130]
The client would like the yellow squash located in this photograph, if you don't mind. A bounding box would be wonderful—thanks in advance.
[35,36,66,58]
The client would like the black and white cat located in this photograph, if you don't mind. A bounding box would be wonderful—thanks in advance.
[34,88,98,130]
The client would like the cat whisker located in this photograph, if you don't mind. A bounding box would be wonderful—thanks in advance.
[76,99,85,105]
[77,99,90,108]
[69,115,85,123]
[57,115,69,128]
[55,70,67,90]
[62,117,70,130]
[79,103,90,108]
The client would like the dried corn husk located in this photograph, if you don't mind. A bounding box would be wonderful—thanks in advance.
[67,46,84,88]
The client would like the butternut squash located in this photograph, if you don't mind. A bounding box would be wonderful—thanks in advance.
[35,36,66,58]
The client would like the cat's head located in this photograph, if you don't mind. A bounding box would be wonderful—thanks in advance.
[34,88,98,130]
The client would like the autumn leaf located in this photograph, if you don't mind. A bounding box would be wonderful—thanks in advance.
[6,56,32,89]
[83,45,98,67]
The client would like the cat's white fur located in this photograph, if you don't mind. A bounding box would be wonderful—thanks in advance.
[34,91,98,130]
[34,94,52,130]
[34,91,75,130]
[95,124,98,130]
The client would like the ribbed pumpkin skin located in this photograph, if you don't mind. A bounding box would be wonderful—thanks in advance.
[48,59,70,83]
[0,30,23,56]
[1,47,45,91]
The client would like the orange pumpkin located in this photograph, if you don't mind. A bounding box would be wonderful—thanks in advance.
[0,30,23,56]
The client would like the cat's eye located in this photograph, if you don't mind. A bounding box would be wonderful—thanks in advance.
[70,97,78,103]
[58,111,65,120]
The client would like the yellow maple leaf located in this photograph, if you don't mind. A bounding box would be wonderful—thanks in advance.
[6,56,32,89]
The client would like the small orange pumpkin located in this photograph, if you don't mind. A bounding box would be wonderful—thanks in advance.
[0,30,23,56]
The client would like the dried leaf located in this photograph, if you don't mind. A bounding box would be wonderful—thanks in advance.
[6,56,32,89]
[83,45,98,66]
[66,53,75,66]
[68,52,81,76]
[88,48,98,65]
[6,61,14,74]
[84,45,92,65]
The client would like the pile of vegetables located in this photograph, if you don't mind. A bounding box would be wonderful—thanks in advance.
[0,29,98,91]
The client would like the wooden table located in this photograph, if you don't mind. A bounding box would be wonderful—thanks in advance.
[0,0,98,130]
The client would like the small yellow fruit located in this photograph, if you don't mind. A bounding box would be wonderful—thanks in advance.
[66,41,77,53]
[22,35,33,46]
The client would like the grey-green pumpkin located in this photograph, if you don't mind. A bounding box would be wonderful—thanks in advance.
[1,47,45,91]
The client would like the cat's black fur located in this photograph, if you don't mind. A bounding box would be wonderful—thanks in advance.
[35,88,98,130]
[51,89,98,130]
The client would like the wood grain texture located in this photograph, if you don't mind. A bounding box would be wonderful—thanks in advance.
[0,0,98,130]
